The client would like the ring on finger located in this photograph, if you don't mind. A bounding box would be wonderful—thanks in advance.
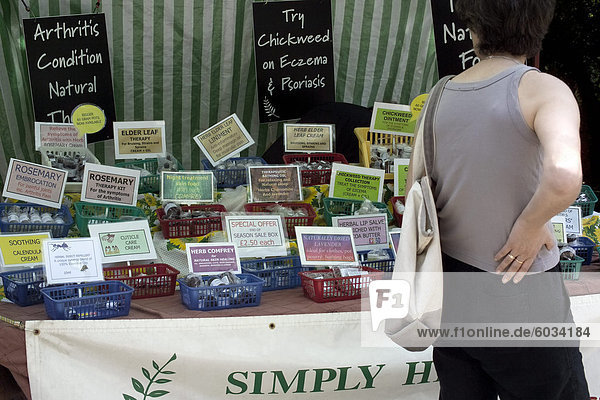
[515,258,524,264]
[507,254,515,260]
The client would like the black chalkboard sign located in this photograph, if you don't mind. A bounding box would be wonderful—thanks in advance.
[252,0,335,123]
[23,14,116,143]
[430,0,478,77]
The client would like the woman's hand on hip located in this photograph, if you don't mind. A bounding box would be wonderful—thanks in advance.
[494,219,555,284]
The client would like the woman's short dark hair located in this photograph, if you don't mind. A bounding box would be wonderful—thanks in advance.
[454,0,556,58]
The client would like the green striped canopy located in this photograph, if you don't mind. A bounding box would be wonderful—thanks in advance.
[0,0,438,186]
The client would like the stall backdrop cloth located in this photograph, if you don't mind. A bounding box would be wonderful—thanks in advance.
[0,0,438,185]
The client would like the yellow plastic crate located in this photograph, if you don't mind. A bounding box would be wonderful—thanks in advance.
[354,127,414,180]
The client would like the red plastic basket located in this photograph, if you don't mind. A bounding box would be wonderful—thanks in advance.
[243,202,316,238]
[156,204,226,239]
[103,263,179,299]
[282,153,348,186]
[298,267,383,303]
[390,196,406,228]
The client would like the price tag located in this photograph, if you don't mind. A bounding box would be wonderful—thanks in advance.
[329,163,385,203]
[88,220,157,264]
[186,243,241,275]
[224,214,287,258]
[2,158,67,208]
[113,120,167,159]
[193,114,254,166]
[283,123,334,153]
[42,237,103,285]
[295,226,358,267]
[332,214,389,251]
[80,163,140,206]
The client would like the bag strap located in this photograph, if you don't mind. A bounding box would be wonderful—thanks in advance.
[422,75,453,177]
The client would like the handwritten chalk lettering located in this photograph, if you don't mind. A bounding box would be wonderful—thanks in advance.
[460,48,480,69]
[279,54,328,68]
[37,48,103,70]
[33,19,100,41]
[47,109,71,123]
[443,22,471,44]
[282,9,305,29]
[281,74,326,92]
[49,76,97,99]
[257,30,331,47]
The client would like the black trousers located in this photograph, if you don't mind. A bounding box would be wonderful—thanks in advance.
[433,253,589,399]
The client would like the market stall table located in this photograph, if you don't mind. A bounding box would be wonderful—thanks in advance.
[1,256,599,400]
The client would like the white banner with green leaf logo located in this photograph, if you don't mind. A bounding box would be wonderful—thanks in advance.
[25,297,600,399]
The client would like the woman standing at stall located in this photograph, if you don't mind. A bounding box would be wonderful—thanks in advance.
[429,0,589,398]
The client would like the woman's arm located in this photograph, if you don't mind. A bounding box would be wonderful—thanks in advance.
[495,71,582,283]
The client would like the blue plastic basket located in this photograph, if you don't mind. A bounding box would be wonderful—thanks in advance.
[357,248,396,272]
[0,203,73,237]
[241,256,306,291]
[178,274,264,311]
[41,281,134,320]
[0,267,46,306]
[201,157,267,188]
[570,236,596,265]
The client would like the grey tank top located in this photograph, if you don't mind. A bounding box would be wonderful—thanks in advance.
[431,64,559,273]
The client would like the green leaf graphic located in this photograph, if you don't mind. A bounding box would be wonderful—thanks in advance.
[152,360,160,370]
[132,378,144,394]
[122,394,137,400]
[142,368,151,380]
[160,371,175,375]
[155,379,172,384]
[168,353,177,362]
[148,390,169,398]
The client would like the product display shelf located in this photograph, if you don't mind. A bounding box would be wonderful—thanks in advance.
[240,255,308,291]
[282,153,348,186]
[201,157,267,188]
[41,281,134,320]
[0,267,46,306]
[354,127,415,180]
[156,204,226,239]
[243,202,316,239]
[560,256,585,280]
[570,236,596,265]
[74,201,147,236]
[357,248,396,273]
[40,147,101,193]
[299,267,383,303]
[572,185,598,217]
[323,197,393,226]
[115,157,184,193]
[103,263,179,299]
[177,274,264,311]
[390,196,406,228]
[0,203,73,237]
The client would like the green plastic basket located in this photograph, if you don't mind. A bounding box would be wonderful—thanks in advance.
[74,201,147,236]
[322,197,393,226]
[559,255,584,280]
[572,185,598,217]
[115,158,183,193]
